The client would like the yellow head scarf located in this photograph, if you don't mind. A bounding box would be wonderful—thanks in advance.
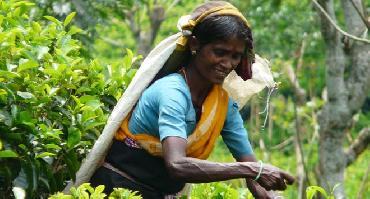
[156,1,253,81]
[176,1,250,50]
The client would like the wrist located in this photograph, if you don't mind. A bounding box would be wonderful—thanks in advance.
[253,160,263,181]
[241,161,261,178]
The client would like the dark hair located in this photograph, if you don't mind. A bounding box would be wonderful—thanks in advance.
[192,15,254,60]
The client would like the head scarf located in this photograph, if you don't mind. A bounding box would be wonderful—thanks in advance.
[65,1,275,191]
[157,1,254,81]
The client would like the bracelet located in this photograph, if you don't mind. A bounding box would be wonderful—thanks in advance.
[253,160,263,181]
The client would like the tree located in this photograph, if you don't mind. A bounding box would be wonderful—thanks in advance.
[314,0,370,198]
[99,0,202,55]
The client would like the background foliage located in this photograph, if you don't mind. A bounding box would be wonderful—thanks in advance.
[0,0,368,198]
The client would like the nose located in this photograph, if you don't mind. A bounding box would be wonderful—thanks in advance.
[220,58,235,70]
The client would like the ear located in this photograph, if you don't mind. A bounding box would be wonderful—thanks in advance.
[188,36,200,52]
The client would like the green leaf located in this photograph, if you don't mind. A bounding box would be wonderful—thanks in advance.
[95,185,105,194]
[17,91,34,99]
[0,150,18,157]
[11,105,18,120]
[49,192,73,199]
[80,95,101,111]
[48,87,59,97]
[36,152,56,159]
[7,63,17,71]
[21,158,38,194]
[76,86,91,94]
[17,59,38,72]
[44,16,61,25]
[64,12,76,26]
[67,26,83,35]
[19,111,36,128]
[64,151,79,181]
[45,144,61,150]
[36,46,49,60]
[0,110,12,126]
[71,95,81,107]
[306,186,328,199]
[13,7,21,17]
[0,83,16,101]
[67,127,81,148]
[83,121,105,131]
[123,48,134,69]
[31,22,42,33]
[0,15,3,27]
[12,1,35,7]
[331,183,341,194]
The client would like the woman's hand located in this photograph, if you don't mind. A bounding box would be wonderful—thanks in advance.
[237,155,295,193]
[246,179,275,199]
[253,163,295,191]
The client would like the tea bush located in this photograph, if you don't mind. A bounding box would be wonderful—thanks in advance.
[190,182,251,199]
[49,182,338,199]
[49,183,142,199]
[0,1,139,197]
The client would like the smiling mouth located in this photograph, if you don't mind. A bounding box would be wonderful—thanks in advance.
[215,69,228,78]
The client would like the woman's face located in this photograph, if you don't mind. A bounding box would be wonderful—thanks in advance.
[193,36,245,84]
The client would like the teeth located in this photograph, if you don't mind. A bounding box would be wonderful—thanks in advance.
[214,68,228,77]
[216,71,226,77]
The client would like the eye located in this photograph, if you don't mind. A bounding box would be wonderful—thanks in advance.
[213,49,226,57]
[232,53,242,61]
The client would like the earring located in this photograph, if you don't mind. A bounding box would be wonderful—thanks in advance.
[191,50,197,55]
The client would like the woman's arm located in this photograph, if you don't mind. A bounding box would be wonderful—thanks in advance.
[162,136,294,191]
[237,155,279,198]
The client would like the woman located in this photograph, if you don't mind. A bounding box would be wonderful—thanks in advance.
[90,1,294,198]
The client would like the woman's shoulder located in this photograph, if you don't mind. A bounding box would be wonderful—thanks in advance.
[155,73,185,84]
[143,73,190,99]
[143,73,191,109]
[151,73,188,91]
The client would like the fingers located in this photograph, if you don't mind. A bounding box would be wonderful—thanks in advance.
[258,173,293,191]
[247,181,270,199]
[258,178,275,191]
[256,164,295,191]
[277,177,287,190]
[275,171,293,190]
[266,178,286,191]
[280,171,295,185]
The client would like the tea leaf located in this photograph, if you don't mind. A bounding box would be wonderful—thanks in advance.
[44,16,61,25]
[64,12,76,26]
[17,91,34,99]
[67,127,81,148]
[36,152,56,159]
[0,150,18,157]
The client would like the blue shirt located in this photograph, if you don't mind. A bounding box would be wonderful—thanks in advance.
[128,73,253,158]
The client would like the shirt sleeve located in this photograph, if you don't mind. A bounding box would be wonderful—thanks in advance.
[157,86,189,141]
[221,99,254,159]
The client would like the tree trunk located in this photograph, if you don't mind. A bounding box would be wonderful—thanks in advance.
[315,0,370,198]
